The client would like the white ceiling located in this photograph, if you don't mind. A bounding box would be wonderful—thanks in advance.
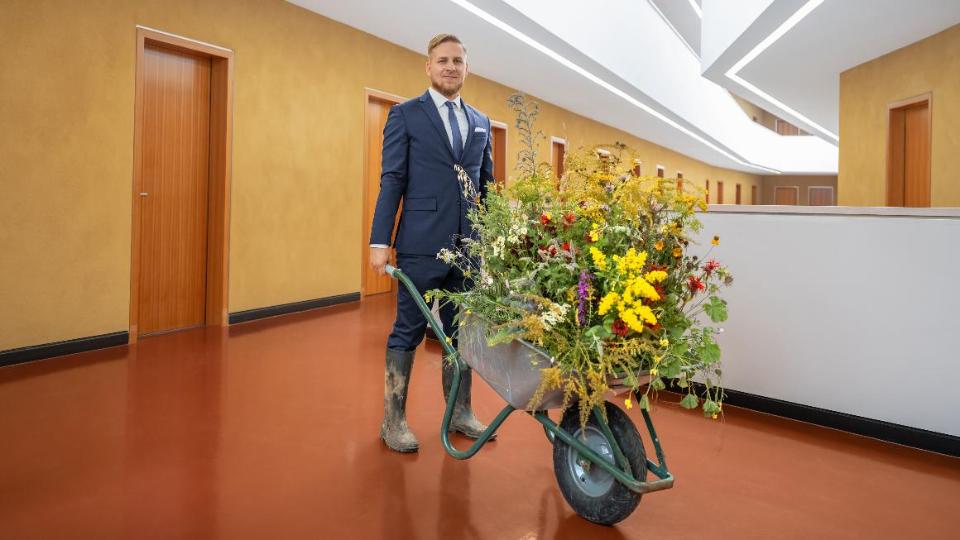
[649,0,702,56]
[287,0,959,175]
[703,0,960,139]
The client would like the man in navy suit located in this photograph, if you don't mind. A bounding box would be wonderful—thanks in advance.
[369,34,495,452]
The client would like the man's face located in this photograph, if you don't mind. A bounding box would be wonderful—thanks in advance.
[426,41,468,98]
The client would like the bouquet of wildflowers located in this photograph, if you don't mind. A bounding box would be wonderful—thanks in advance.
[431,95,730,426]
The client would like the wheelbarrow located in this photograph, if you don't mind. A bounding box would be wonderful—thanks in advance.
[386,264,675,526]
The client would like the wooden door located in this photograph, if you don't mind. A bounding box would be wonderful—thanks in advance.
[751,185,757,205]
[736,184,742,204]
[491,123,507,185]
[552,139,566,181]
[676,172,683,192]
[775,186,799,205]
[705,180,710,204]
[809,187,835,206]
[363,95,401,296]
[887,97,931,207]
[717,181,724,204]
[138,44,211,336]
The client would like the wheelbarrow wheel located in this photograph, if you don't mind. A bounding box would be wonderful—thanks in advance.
[552,401,646,526]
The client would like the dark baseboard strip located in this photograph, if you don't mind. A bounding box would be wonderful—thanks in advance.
[229,292,361,324]
[0,331,129,369]
[669,382,959,457]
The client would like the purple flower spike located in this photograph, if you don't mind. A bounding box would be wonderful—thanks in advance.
[577,271,593,327]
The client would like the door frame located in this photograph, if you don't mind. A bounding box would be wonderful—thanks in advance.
[362,88,405,298]
[886,92,932,207]
[490,119,508,186]
[129,26,234,342]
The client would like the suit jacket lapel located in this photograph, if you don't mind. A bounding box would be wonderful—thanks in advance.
[462,101,478,153]
[418,91,456,161]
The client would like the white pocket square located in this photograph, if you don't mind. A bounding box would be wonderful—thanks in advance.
[474,127,487,133]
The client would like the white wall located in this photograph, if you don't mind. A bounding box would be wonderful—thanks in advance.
[693,206,960,437]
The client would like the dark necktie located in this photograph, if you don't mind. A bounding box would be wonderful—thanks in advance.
[445,101,463,162]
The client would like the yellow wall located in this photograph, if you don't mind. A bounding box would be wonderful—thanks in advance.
[839,23,960,207]
[761,176,838,206]
[0,0,760,351]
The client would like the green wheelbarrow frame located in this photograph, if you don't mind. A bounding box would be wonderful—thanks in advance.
[386,264,674,495]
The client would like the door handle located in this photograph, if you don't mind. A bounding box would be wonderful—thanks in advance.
[139,192,149,196]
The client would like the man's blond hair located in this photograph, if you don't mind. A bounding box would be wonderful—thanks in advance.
[427,34,466,57]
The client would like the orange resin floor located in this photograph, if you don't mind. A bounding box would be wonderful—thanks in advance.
[1,293,958,539]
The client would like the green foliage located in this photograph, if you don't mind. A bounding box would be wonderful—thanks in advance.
[431,94,732,424]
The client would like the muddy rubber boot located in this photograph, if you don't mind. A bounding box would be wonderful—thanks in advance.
[442,360,493,440]
[380,348,419,453]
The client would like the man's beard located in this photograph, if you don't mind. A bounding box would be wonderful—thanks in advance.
[433,77,463,97]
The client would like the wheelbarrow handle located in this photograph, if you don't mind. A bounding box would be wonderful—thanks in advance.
[384,263,505,459]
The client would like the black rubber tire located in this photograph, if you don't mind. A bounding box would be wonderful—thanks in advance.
[552,402,647,526]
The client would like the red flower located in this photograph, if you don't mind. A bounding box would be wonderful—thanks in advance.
[704,259,721,274]
[564,213,576,225]
[645,321,663,333]
[561,241,571,252]
[653,284,666,300]
[540,213,552,225]
[688,276,706,294]
[584,232,595,244]
[612,319,630,337]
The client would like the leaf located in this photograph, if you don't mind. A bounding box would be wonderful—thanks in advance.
[698,342,721,364]
[703,399,721,415]
[704,296,728,323]
[651,377,665,391]
[639,395,650,410]
[659,360,681,379]
[487,328,519,346]
[680,393,699,409]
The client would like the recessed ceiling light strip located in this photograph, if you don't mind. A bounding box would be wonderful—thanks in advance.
[724,0,838,142]
[449,0,780,173]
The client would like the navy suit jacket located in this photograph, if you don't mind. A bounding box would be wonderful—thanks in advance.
[370,90,494,256]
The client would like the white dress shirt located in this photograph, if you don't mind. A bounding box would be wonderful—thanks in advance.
[427,86,468,151]
[371,88,469,249]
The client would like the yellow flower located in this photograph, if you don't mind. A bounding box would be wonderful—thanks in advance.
[624,397,633,410]
[660,338,669,347]
[644,270,668,283]
[445,336,453,344]
[650,368,659,377]
[597,292,619,315]
[634,305,657,325]
[590,246,607,271]
[630,278,660,301]
[620,310,643,333]
[672,247,682,258]
[466,309,472,315]
[654,240,664,251]
[712,413,719,420]
[653,355,662,364]
[712,235,720,246]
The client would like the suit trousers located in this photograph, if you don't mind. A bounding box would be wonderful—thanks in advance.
[387,254,467,352]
